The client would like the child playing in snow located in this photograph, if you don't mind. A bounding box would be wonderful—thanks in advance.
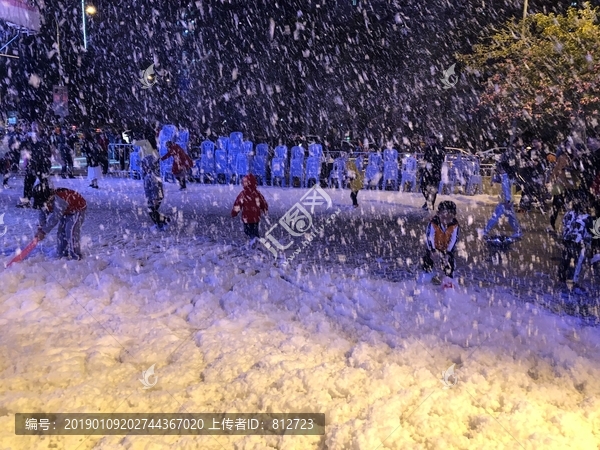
[32,183,87,260]
[142,155,169,231]
[422,200,460,285]
[231,174,268,247]
[482,152,522,239]
[161,140,194,191]
[558,200,593,292]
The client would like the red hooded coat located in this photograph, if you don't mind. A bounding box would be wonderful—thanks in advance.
[160,142,193,175]
[231,174,268,223]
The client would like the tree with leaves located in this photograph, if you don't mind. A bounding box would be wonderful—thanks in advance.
[459,3,600,142]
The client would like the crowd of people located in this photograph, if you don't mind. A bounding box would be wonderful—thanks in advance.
[344,133,600,292]
[0,123,115,206]
[1,122,599,293]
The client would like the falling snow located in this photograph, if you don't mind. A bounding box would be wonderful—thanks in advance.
[1,0,600,449]
[1,178,599,449]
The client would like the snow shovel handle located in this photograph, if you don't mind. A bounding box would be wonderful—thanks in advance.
[5,237,39,268]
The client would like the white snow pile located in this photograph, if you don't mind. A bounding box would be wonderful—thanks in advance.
[0,180,599,449]
[1,245,599,449]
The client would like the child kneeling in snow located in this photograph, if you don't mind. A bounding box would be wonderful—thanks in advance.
[142,155,169,231]
[422,200,460,285]
[32,183,87,260]
[231,174,268,248]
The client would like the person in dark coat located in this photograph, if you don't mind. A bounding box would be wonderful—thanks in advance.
[590,172,600,266]
[584,135,600,263]
[82,132,101,189]
[582,136,600,216]
[160,140,194,190]
[141,155,169,231]
[0,151,10,188]
[420,135,445,211]
[558,200,593,293]
[517,139,548,212]
[17,129,52,208]
[51,126,74,179]
[6,125,22,173]
[66,126,80,166]
[144,121,158,151]
[548,140,581,231]
[231,174,269,247]
[96,130,110,175]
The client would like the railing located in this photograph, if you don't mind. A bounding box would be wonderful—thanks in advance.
[108,143,134,170]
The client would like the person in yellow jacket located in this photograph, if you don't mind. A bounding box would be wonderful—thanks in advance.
[347,158,364,208]
[548,140,581,231]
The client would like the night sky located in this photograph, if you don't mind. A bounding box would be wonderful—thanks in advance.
[1,0,594,147]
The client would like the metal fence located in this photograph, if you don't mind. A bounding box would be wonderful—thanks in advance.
[108,144,134,171]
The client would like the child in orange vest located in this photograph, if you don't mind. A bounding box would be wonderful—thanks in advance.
[422,201,460,285]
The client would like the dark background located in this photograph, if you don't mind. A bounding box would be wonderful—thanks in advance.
[0,0,596,147]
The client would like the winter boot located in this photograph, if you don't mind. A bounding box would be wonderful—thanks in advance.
[16,198,31,208]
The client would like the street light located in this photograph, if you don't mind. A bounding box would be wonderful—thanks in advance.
[82,2,96,50]
[521,0,528,37]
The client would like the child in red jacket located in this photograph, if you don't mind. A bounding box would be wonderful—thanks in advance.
[231,174,268,247]
[161,141,194,190]
[31,183,87,260]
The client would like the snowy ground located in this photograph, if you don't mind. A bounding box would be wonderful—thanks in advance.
[1,177,599,449]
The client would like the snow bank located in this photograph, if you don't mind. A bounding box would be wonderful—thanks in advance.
[1,244,599,449]
[0,178,598,449]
